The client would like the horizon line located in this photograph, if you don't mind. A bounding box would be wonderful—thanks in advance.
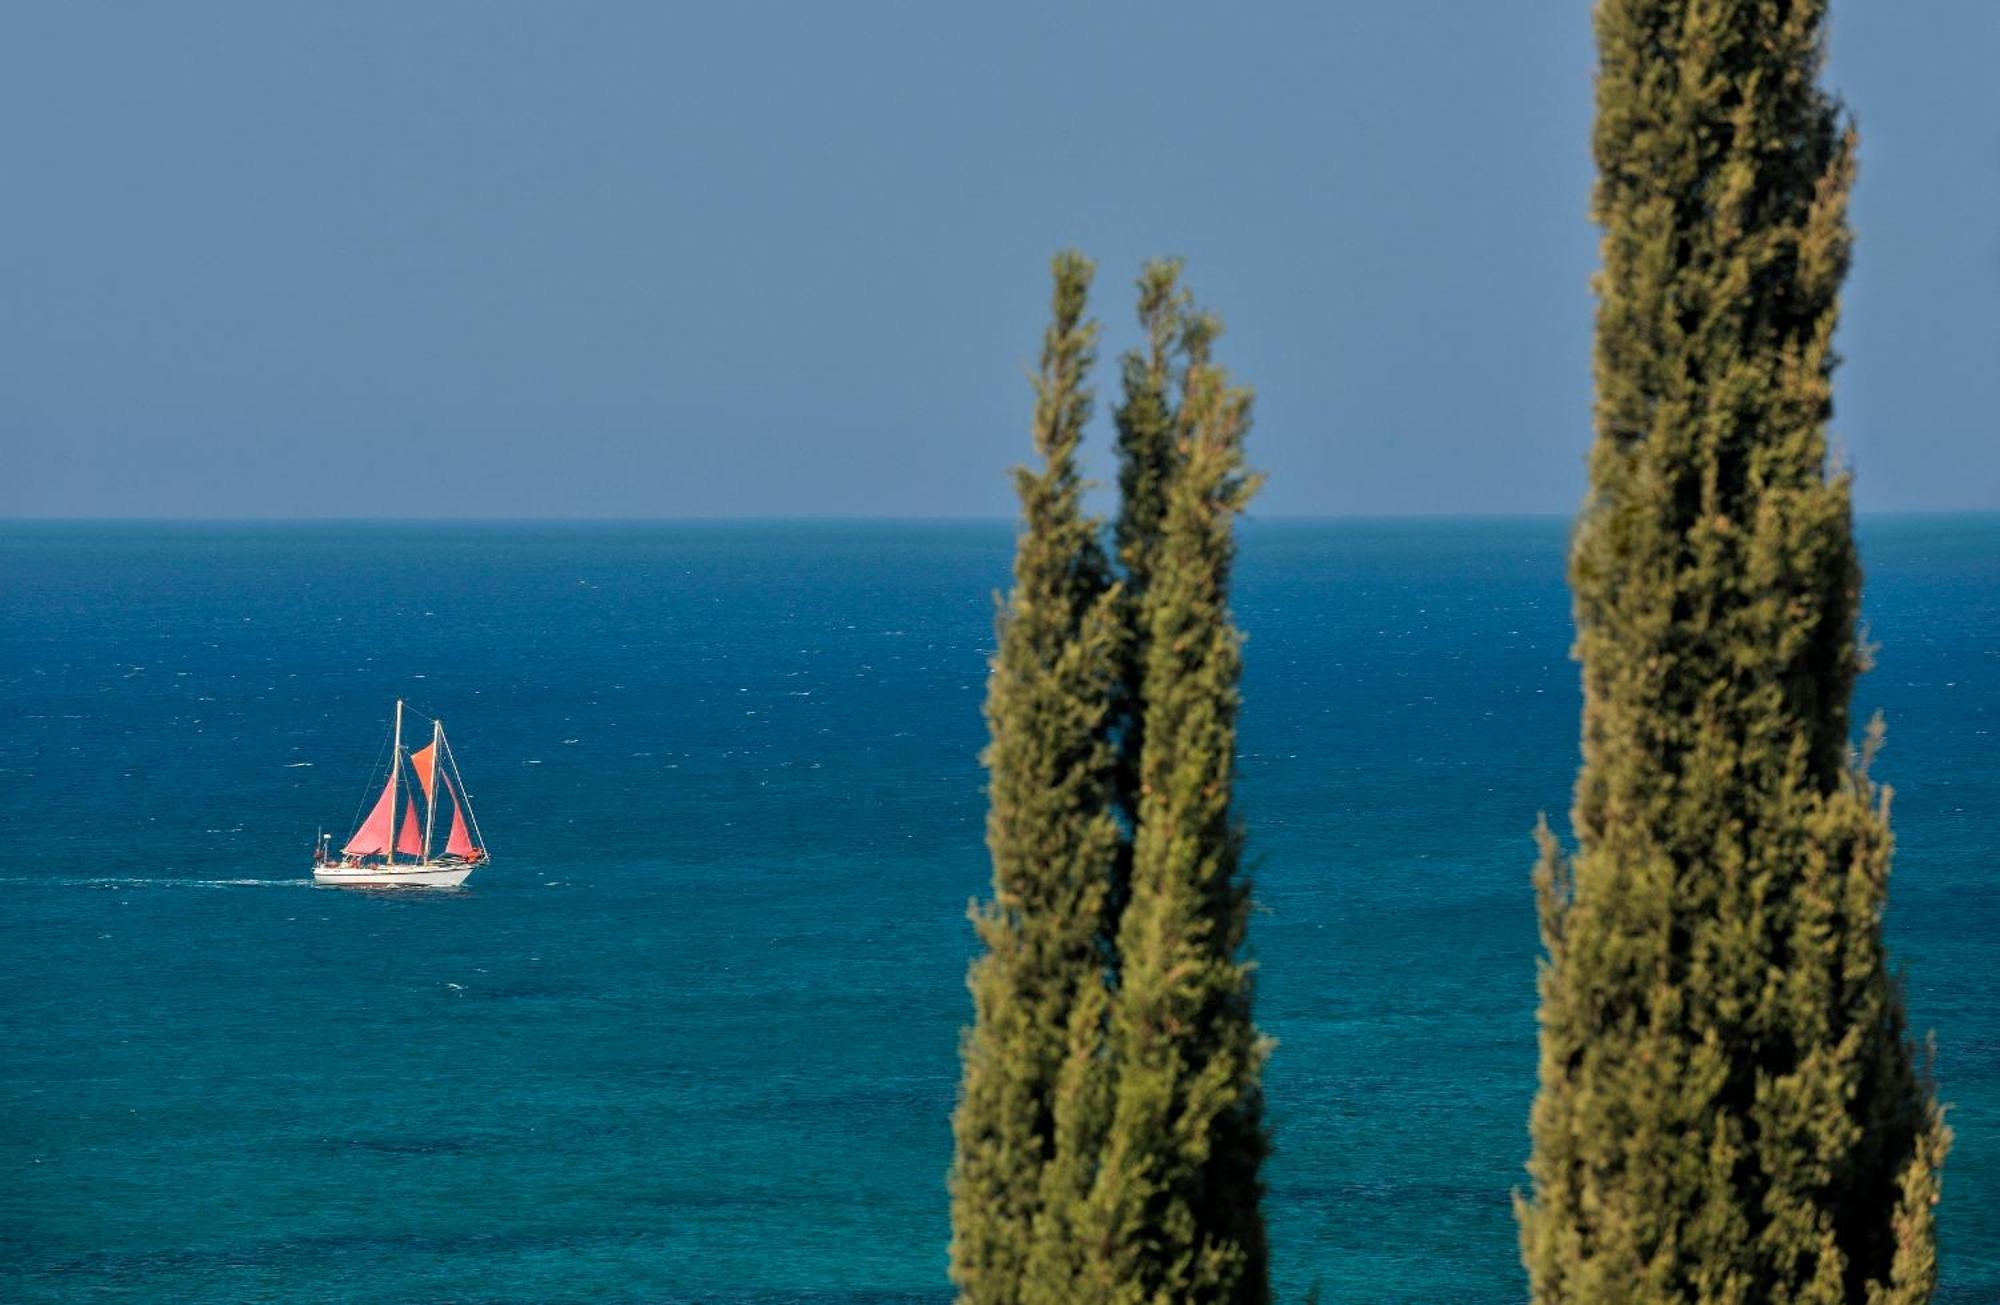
[1,508,1995,526]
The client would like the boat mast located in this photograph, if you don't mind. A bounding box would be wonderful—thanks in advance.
[387,699,404,866]
[423,715,441,864]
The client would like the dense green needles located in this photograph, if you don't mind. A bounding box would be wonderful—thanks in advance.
[950,254,1268,1305]
[1519,3,1948,1302]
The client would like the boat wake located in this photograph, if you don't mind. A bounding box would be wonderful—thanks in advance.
[0,875,311,889]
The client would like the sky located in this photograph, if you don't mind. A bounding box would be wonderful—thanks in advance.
[2,2,1994,519]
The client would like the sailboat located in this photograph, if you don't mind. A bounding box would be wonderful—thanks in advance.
[313,699,489,887]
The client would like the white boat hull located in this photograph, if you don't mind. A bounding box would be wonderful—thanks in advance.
[312,862,476,888]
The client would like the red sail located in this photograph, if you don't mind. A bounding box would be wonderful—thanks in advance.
[409,743,437,801]
[397,801,425,856]
[342,774,398,856]
[443,775,478,858]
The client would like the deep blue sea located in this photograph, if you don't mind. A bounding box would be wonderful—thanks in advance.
[2,519,1994,1303]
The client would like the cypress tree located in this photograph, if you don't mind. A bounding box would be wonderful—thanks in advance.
[1077,331,1270,1304]
[950,251,1125,1305]
[1519,4,1949,1302]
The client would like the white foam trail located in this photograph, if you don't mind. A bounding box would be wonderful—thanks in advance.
[0,875,311,889]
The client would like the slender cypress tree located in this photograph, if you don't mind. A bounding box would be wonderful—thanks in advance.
[950,252,1126,1305]
[1519,4,1948,1301]
[1077,335,1270,1305]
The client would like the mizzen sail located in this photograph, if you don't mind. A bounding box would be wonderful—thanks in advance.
[443,775,478,858]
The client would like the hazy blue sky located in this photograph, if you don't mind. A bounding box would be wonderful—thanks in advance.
[3,3,1993,518]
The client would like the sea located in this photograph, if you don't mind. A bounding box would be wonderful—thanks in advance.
[2,518,1994,1303]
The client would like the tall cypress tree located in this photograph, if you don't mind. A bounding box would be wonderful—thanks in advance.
[950,252,1125,1305]
[1078,333,1270,1305]
[1519,4,1949,1302]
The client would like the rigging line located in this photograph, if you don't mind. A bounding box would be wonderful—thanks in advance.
[346,723,394,838]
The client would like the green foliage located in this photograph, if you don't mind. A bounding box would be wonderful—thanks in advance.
[950,251,1125,1305]
[1518,3,1949,1301]
[1113,259,1196,605]
[951,255,1269,1305]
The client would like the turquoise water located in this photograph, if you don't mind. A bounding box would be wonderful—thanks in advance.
[1,519,1993,1302]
